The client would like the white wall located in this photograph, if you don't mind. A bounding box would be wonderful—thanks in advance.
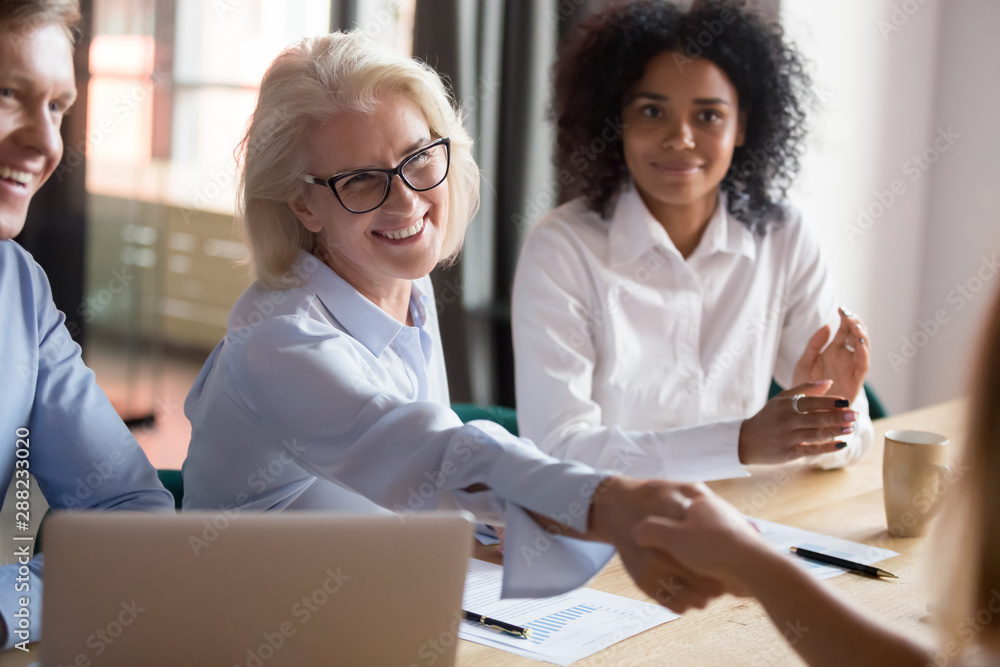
[913,1,1000,407]
[780,0,999,413]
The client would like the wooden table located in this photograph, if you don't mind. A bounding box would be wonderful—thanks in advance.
[458,398,967,666]
[0,399,964,666]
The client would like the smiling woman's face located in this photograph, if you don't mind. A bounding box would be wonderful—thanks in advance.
[290,92,449,301]
[621,52,745,222]
[0,23,77,241]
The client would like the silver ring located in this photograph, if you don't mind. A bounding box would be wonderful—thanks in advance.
[792,394,806,415]
[673,494,693,518]
[845,342,856,353]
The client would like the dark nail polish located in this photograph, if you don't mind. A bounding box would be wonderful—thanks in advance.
[834,399,850,408]
[835,441,848,449]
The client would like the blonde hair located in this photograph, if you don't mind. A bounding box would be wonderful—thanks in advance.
[938,284,1000,662]
[238,30,480,290]
[0,0,81,43]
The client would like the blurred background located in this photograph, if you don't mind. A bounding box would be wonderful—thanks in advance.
[19,0,1000,469]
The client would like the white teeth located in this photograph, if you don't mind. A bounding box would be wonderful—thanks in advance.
[0,166,31,185]
[382,218,424,241]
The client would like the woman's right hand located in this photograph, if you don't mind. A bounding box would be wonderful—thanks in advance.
[738,380,858,464]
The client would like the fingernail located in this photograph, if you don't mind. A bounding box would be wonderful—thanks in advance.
[840,307,856,318]
[845,411,858,422]
[841,425,855,434]
[834,399,850,408]
[835,441,848,449]
[814,379,832,386]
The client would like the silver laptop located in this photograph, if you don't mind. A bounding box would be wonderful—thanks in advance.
[41,511,473,666]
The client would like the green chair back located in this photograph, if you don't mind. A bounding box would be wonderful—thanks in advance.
[451,403,519,436]
[157,469,185,510]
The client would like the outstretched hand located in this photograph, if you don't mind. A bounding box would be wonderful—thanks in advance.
[793,308,870,405]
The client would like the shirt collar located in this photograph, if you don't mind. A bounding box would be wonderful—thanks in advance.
[295,250,423,358]
[609,185,756,265]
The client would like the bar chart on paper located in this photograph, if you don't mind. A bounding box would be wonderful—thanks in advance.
[459,560,678,665]
[523,604,597,644]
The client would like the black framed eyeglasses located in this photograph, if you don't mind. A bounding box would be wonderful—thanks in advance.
[301,137,451,214]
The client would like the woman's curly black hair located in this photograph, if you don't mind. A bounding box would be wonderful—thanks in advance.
[552,0,811,230]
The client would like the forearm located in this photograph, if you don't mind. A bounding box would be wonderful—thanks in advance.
[743,547,928,667]
[536,420,750,483]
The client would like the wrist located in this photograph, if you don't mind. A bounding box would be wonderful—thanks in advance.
[586,475,640,545]
[738,419,751,464]
[739,538,792,597]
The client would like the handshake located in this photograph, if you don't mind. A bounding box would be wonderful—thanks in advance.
[558,477,762,612]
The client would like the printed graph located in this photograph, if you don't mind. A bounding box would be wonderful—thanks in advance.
[523,604,597,645]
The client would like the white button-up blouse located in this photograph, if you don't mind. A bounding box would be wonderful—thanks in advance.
[512,186,873,482]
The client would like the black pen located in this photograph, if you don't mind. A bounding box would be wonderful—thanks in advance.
[789,547,898,579]
[462,609,532,639]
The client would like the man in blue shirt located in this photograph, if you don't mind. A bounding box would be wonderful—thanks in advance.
[0,0,174,649]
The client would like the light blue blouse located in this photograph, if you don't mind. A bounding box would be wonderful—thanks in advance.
[0,241,174,648]
[182,251,614,598]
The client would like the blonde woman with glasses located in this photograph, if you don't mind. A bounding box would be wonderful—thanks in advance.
[181,30,736,609]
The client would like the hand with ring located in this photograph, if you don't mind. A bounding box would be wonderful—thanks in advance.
[792,307,871,405]
[738,380,858,464]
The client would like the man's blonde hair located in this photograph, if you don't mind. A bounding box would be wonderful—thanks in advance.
[238,30,480,290]
[0,0,82,43]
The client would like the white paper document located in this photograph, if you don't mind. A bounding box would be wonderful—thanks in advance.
[460,522,897,664]
[459,559,678,666]
[751,518,898,578]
